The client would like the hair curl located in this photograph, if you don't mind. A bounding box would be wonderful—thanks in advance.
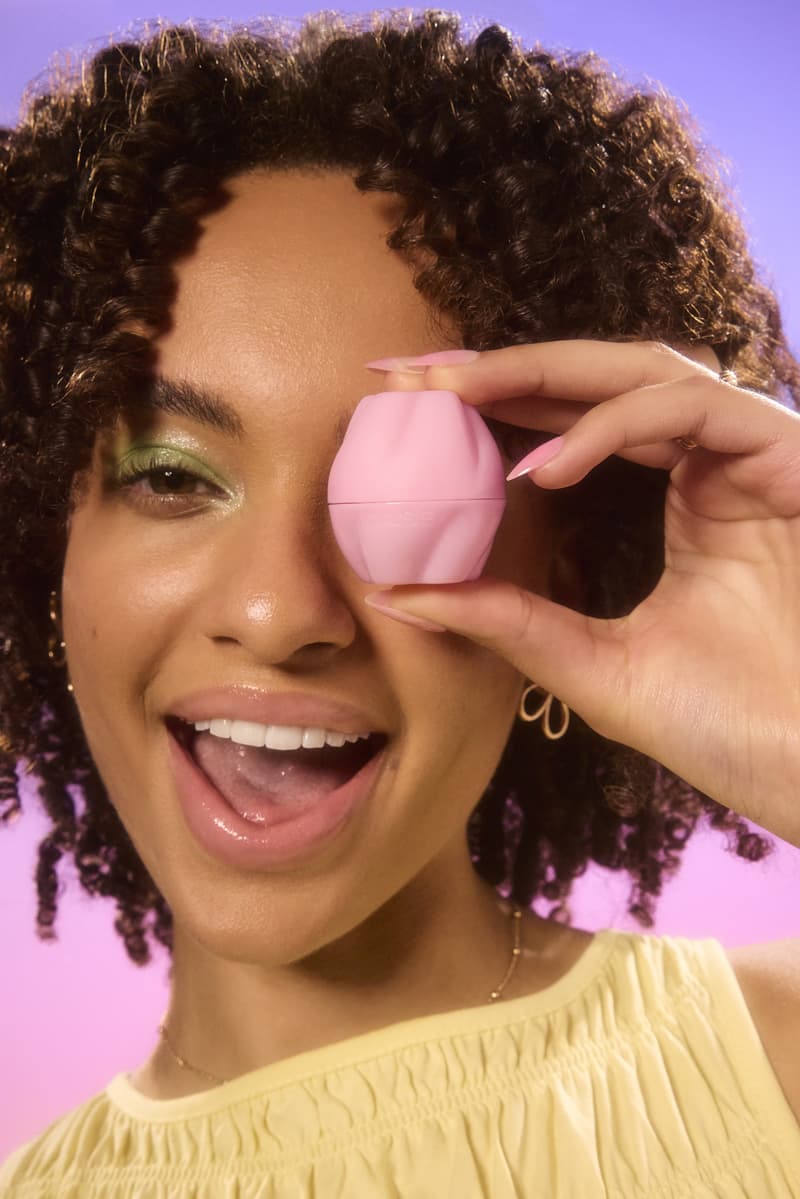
[1,10,797,965]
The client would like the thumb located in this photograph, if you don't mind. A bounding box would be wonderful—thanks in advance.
[363,577,620,729]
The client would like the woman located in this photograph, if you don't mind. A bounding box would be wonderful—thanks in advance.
[1,10,799,1195]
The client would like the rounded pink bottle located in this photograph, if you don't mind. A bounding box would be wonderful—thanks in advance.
[327,389,507,585]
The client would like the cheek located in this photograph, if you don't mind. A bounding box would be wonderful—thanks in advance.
[61,522,114,691]
[60,502,197,711]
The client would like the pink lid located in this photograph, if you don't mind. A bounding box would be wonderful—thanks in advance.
[328,390,507,503]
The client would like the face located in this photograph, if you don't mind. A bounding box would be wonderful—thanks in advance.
[61,170,555,967]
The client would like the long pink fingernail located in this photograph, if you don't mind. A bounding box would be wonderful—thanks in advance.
[364,350,479,371]
[506,436,565,480]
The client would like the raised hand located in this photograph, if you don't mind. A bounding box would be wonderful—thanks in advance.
[362,341,800,847]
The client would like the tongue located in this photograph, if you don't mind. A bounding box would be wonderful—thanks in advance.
[192,733,368,824]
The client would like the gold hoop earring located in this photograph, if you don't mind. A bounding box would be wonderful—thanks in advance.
[518,682,569,740]
[48,590,73,692]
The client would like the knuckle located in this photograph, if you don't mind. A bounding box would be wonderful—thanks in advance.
[509,585,538,652]
[645,339,681,360]
[697,371,721,394]
[642,340,671,357]
[679,342,722,373]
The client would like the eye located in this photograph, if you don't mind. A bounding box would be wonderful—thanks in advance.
[122,464,212,496]
[110,449,227,510]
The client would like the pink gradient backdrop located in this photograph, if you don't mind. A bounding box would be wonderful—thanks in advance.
[1,0,798,1163]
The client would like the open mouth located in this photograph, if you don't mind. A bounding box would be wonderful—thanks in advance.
[166,716,388,818]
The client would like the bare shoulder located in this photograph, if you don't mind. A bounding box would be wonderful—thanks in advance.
[725,938,800,1127]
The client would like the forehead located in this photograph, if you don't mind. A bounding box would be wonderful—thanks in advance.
[147,169,451,423]
[161,169,440,346]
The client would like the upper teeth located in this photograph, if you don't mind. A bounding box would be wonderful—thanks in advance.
[191,719,372,751]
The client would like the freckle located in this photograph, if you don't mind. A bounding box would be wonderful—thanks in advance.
[91,627,98,640]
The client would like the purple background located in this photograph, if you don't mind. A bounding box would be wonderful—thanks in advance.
[1,0,798,1160]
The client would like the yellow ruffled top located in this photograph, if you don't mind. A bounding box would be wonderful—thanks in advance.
[2,928,800,1198]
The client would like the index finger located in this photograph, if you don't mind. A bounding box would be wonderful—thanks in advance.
[409,339,719,409]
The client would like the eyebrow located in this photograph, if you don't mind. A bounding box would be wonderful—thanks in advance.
[141,376,353,448]
[144,376,245,439]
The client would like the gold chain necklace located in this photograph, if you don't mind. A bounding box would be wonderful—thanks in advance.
[158,904,524,1086]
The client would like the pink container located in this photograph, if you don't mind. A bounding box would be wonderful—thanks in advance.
[327,390,507,585]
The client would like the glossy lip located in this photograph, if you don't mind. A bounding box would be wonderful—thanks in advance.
[167,686,386,737]
[166,720,388,870]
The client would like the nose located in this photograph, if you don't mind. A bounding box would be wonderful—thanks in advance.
[201,493,363,665]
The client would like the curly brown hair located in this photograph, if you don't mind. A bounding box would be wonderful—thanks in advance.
[1,10,797,966]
